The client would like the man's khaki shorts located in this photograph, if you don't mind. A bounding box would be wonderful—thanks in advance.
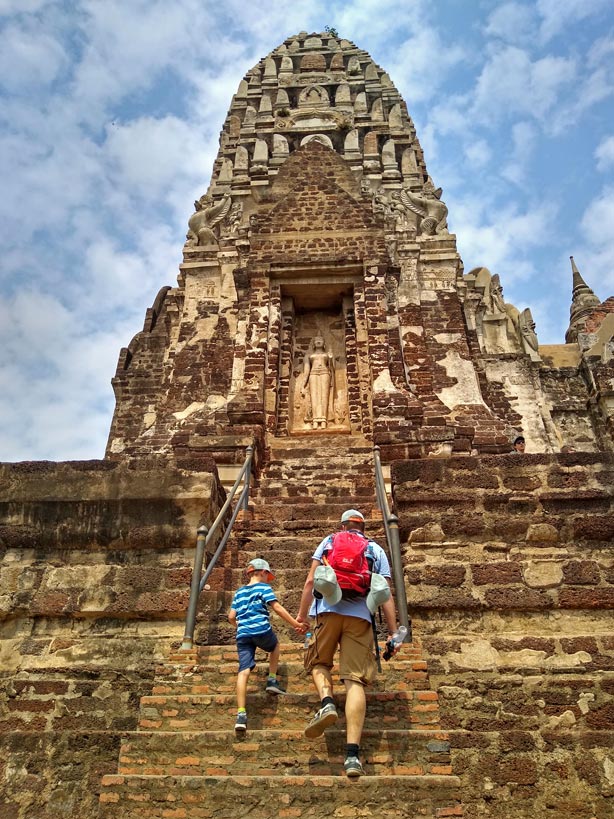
[304,612,376,686]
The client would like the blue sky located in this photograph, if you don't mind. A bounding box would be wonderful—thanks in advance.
[0,0,613,461]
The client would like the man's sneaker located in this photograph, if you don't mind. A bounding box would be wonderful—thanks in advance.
[344,756,364,779]
[304,702,338,738]
[265,678,286,695]
[234,712,247,732]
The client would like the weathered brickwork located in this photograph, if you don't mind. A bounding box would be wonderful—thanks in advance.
[393,453,614,818]
[0,459,227,818]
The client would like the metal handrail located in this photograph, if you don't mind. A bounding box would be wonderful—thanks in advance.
[181,444,254,650]
[373,445,411,642]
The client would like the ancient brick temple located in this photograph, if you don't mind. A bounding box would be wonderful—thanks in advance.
[2,31,614,819]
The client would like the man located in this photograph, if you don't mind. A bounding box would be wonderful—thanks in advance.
[512,435,526,453]
[296,509,400,779]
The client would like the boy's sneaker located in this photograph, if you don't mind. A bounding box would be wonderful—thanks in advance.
[304,702,338,738]
[234,712,247,732]
[344,756,364,779]
[265,678,286,695]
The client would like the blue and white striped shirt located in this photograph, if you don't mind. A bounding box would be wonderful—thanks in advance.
[231,582,278,639]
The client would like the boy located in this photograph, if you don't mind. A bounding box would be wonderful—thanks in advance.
[228,558,305,732]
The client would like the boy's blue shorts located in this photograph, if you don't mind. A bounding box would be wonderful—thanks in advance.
[236,628,278,672]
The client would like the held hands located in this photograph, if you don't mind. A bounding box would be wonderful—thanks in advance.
[293,619,308,635]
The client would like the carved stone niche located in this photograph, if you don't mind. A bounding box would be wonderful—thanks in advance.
[275,279,355,436]
[289,312,350,434]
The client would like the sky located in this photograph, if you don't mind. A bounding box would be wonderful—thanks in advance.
[0,0,613,461]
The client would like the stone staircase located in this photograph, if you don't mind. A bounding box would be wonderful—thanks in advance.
[99,436,464,818]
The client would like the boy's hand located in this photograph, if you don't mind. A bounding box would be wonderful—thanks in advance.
[293,620,308,634]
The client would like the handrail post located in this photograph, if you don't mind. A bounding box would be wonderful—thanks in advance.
[181,525,209,651]
[387,513,411,641]
[179,442,255,652]
[373,446,411,643]
[242,445,253,511]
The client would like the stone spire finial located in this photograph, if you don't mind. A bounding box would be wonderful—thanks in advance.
[566,256,601,343]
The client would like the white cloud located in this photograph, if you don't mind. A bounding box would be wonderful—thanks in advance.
[484,2,537,44]
[581,186,614,248]
[0,0,50,13]
[576,187,614,293]
[0,23,68,91]
[588,33,614,69]
[501,120,538,184]
[452,195,557,285]
[386,28,466,106]
[335,0,424,45]
[472,45,576,125]
[104,116,211,203]
[595,136,614,171]
[464,139,492,169]
[537,0,611,43]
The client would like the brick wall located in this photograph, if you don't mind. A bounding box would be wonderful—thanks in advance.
[0,459,226,818]
[392,452,614,817]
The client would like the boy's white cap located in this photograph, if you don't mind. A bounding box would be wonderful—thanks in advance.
[313,565,342,605]
[247,558,275,579]
[341,509,365,523]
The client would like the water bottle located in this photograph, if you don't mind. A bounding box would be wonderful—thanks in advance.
[304,631,312,650]
[383,625,407,661]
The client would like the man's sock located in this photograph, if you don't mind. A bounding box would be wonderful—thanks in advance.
[346,743,359,759]
[321,696,335,708]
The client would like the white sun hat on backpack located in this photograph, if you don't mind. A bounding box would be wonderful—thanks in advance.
[313,564,342,605]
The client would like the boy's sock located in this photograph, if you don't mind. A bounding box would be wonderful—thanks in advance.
[345,743,360,759]
[321,696,335,709]
[267,673,277,681]
[237,707,246,714]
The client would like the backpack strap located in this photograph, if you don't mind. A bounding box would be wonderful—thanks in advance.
[364,540,377,571]
[372,614,382,673]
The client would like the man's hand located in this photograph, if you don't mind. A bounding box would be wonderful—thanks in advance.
[382,634,402,661]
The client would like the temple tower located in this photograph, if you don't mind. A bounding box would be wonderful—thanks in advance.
[106,31,517,470]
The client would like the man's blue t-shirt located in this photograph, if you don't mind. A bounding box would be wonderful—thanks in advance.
[308,534,391,623]
[231,582,277,639]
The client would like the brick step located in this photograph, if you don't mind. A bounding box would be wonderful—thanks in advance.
[214,547,329,569]
[138,690,440,732]
[200,588,301,616]
[203,566,317,591]
[250,504,380,523]
[151,664,430,695]
[225,525,386,545]
[100,772,463,819]
[259,466,373,477]
[259,455,374,468]
[192,608,401,643]
[265,439,374,456]
[167,641,423,665]
[231,517,383,535]
[257,465,374,479]
[255,485,374,500]
[117,728,449,777]
[243,499,380,513]
[204,572,400,601]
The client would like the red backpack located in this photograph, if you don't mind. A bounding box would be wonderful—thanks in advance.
[324,530,372,598]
